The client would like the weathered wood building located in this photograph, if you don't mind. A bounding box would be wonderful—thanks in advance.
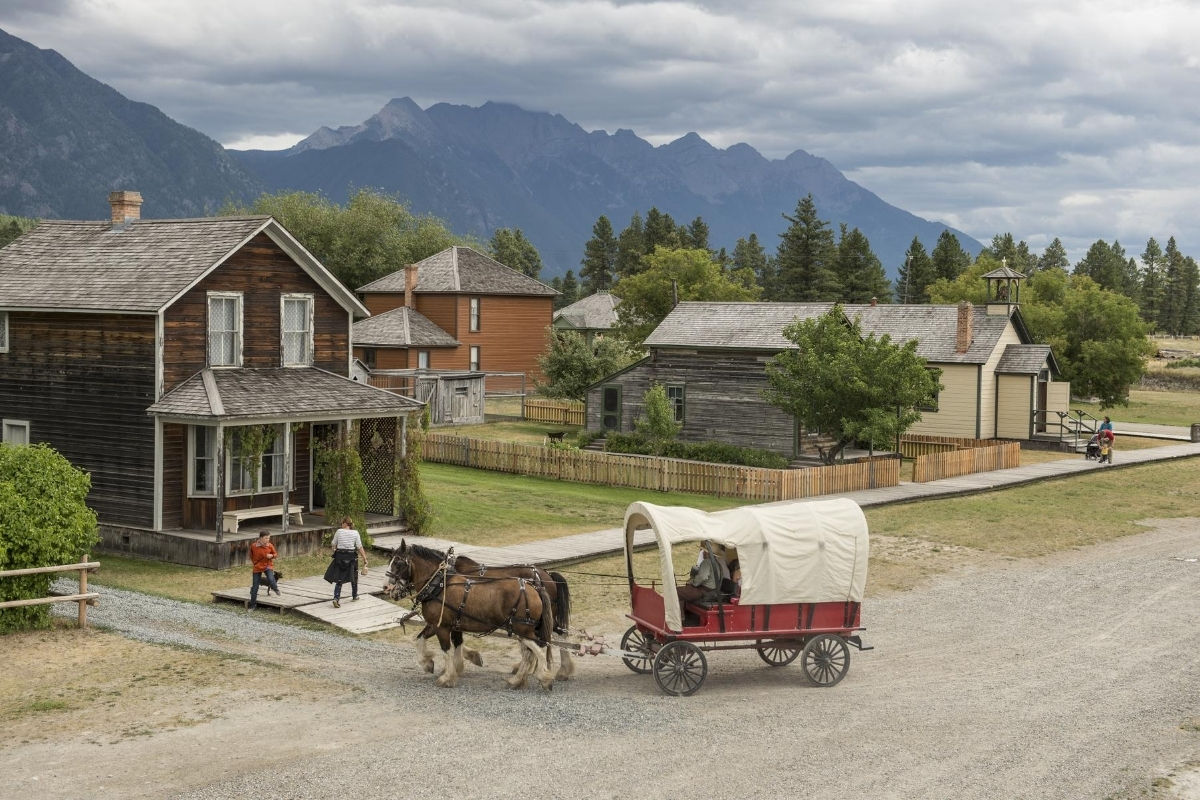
[354,246,557,380]
[553,290,620,345]
[0,191,423,566]
[586,277,1068,456]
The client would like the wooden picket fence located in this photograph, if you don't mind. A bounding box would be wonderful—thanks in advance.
[911,441,1021,483]
[422,433,899,502]
[524,399,586,427]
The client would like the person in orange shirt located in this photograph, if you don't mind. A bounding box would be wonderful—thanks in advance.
[248,530,280,610]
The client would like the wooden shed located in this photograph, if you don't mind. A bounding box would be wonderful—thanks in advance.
[368,369,485,426]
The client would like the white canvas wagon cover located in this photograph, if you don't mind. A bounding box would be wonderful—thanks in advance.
[624,499,869,632]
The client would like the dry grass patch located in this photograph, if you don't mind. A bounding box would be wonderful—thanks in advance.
[1072,389,1200,427]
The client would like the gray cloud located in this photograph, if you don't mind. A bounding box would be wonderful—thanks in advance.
[4,0,1200,261]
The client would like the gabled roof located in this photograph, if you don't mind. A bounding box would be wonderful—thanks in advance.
[554,291,620,330]
[644,302,836,349]
[0,216,370,317]
[357,246,558,297]
[352,306,460,348]
[982,266,1027,280]
[995,344,1059,375]
[147,367,423,422]
[843,304,1013,364]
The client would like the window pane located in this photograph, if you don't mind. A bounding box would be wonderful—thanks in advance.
[208,297,238,366]
[282,298,311,365]
[4,423,28,445]
[193,427,214,494]
[418,351,429,369]
[0,311,7,350]
[470,298,480,331]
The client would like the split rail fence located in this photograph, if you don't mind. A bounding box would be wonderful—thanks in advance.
[903,435,1022,483]
[524,399,586,427]
[0,557,100,628]
[423,433,898,502]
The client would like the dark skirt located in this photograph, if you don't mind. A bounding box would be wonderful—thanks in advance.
[324,550,358,584]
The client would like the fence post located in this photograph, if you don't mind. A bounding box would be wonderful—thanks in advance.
[78,556,89,629]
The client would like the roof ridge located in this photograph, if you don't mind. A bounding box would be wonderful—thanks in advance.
[402,306,411,344]
[200,368,224,416]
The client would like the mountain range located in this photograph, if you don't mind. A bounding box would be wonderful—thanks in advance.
[0,26,979,279]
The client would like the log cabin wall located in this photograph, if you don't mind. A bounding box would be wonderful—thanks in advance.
[586,349,798,455]
[0,311,156,526]
[162,233,351,392]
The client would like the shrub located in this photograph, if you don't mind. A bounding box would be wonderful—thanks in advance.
[397,408,432,535]
[1166,357,1200,369]
[575,429,605,448]
[0,443,98,634]
[603,432,789,469]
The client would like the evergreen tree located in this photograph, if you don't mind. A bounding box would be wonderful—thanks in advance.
[615,212,645,279]
[896,236,936,303]
[731,234,769,294]
[1139,238,1164,330]
[559,269,580,308]
[834,224,892,303]
[930,229,972,281]
[684,216,710,252]
[643,207,680,253]
[1160,237,1186,334]
[489,228,543,279]
[579,215,618,295]
[1179,256,1200,336]
[985,232,1038,274]
[1039,238,1070,273]
[775,195,839,302]
[1073,239,1135,298]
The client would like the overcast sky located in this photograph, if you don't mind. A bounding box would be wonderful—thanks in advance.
[4,0,1199,261]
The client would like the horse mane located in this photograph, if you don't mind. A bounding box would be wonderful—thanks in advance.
[408,543,449,564]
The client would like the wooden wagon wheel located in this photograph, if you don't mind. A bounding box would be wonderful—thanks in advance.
[653,640,708,696]
[800,634,850,687]
[620,625,654,675]
[756,640,802,667]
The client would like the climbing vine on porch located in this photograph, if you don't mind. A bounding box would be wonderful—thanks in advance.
[313,425,370,547]
[225,424,278,497]
[396,407,432,535]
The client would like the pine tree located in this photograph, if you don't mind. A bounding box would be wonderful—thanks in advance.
[1139,238,1164,330]
[615,212,645,279]
[579,215,618,295]
[775,195,839,302]
[985,232,1037,273]
[643,207,680,253]
[1178,255,1200,336]
[489,228,543,279]
[550,276,565,309]
[684,216,710,252]
[732,234,769,294]
[1039,238,1070,273]
[896,237,936,303]
[1074,240,1128,294]
[1160,237,1185,334]
[834,224,891,303]
[559,269,580,308]
[930,230,972,281]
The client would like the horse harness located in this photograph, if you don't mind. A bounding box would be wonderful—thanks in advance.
[406,554,548,643]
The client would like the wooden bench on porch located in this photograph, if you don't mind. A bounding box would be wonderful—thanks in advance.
[222,504,305,534]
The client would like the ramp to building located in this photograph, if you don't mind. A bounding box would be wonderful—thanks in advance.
[211,569,410,633]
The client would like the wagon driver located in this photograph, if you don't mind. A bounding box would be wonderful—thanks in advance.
[677,540,728,606]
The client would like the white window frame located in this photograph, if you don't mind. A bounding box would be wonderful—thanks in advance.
[280,293,315,367]
[469,297,481,332]
[207,292,243,368]
[226,425,293,496]
[666,384,685,424]
[0,311,8,353]
[417,350,430,369]
[2,419,30,445]
[187,425,217,497]
[469,345,481,372]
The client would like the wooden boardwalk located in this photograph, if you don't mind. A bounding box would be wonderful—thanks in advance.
[211,567,411,633]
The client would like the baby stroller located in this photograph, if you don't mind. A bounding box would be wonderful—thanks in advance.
[1084,434,1100,460]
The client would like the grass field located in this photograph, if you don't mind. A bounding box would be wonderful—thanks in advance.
[438,420,582,445]
[1072,389,1200,427]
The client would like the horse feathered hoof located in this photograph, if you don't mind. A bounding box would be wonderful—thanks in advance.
[505,676,527,690]
[435,674,458,688]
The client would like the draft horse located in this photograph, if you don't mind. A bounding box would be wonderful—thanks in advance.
[410,554,575,682]
[384,541,557,690]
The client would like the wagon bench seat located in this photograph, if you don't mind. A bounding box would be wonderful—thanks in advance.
[222,504,304,534]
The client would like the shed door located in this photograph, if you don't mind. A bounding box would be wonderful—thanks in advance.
[601,386,622,431]
[1036,372,1049,433]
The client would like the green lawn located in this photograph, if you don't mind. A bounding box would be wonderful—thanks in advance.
[437,420,582,446]
[1072,389,1200,427]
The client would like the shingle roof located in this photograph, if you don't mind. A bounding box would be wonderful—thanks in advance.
[357,246,558,296]
[645,301,1021,365]
[644,302,836,349]
[554,291,620,330]
[982,266,1027,279]
[995,344,1053,374]
[147,367,423,421]
[352,306,460,348]
[0,217,270,312]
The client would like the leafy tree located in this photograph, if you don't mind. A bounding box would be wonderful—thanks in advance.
[897,236,936,303]
[762,306,941,463]
[834,224,891,303]
[1139,238,1165,329]
[1039,238,1070,273]
[613,247,759,345]
[927,253,1000,305]
[615,212,646,279]
[643,207,680,253]
[558,269,580,309]
[931,230,972,281]
[775,194,839,301]
[536,330,636,401]
[0,444,99,633]
[490,228,543,279]
[635,383,682,454]
[221,189,464,290]
[579,215,618,294]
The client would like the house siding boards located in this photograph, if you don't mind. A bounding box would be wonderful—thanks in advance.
[586,350,799,454]
[162,233,351,391]
[997,375,1033,439]
[0,311,156,527]
[907,363,979,439]
[979,324,1023,438]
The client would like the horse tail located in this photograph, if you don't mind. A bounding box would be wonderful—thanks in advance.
[548,571,571,635]
[535,584,556,646]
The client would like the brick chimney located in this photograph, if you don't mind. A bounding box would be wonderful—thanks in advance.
[956,300,973,353]
[108,191,143,226]
[404,263,418,309]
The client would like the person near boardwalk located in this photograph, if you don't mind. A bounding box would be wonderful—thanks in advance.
[324,517,368,608]
[248,531,280,610]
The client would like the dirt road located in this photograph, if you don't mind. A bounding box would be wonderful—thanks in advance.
[4,518,1200,800]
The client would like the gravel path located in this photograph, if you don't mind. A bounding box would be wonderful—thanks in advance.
[54,518,1200,799]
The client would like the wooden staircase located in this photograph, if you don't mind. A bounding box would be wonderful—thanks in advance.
[583,437,606,452]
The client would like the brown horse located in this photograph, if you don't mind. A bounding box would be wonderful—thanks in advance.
[410,555,574,681]
[384,541,557,690]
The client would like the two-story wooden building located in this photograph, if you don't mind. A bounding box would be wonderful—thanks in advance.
[354,246,558,380]
[0,191,423,567]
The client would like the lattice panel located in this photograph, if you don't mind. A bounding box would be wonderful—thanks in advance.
[357,417,398,515]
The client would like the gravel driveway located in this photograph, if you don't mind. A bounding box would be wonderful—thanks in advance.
[39,518,1200,799]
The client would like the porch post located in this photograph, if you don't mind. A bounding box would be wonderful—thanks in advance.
[281,422,292,534]
[214,423,226,543]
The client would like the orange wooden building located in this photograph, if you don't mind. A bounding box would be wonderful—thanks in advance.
[354,247,557,380]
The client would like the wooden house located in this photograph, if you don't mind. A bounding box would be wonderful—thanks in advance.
[355,246,558,380]
[0,191,423,567]
[585,274,1068,456]
[553,290,620,345]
